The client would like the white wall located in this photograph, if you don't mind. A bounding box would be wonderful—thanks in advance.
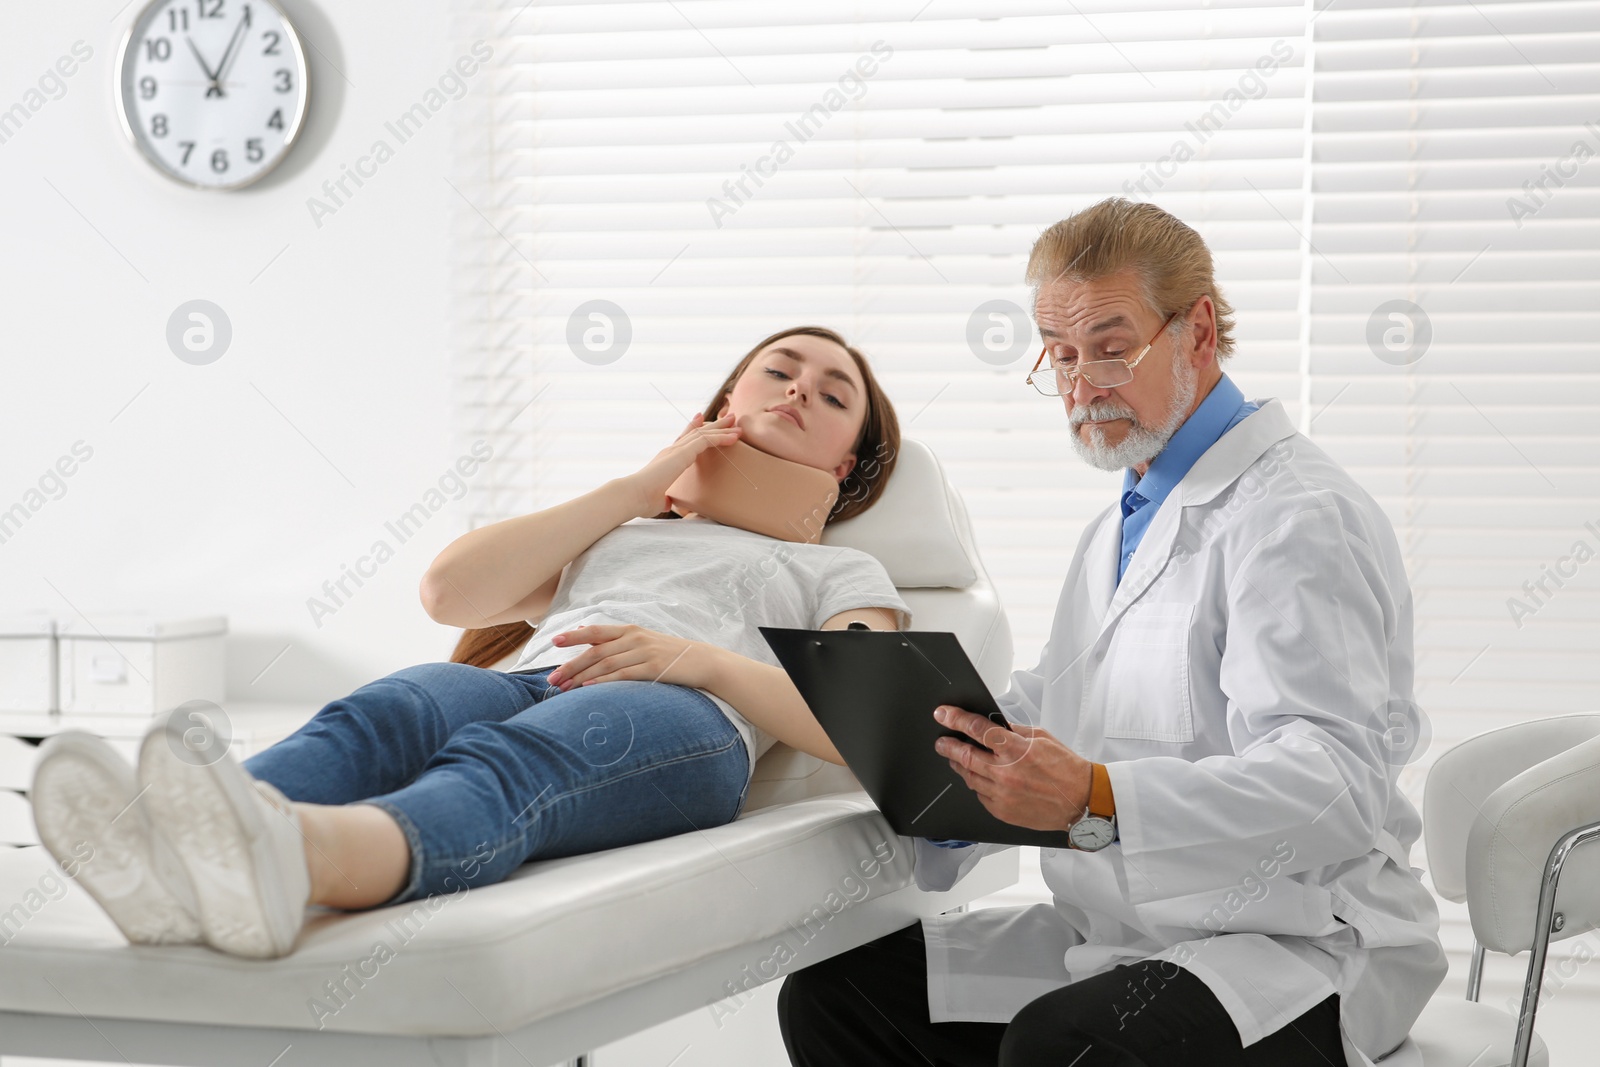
[1,1,473,703]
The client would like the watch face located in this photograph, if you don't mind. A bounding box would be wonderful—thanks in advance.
[115,0,310,189]
[1069,815,1116,851]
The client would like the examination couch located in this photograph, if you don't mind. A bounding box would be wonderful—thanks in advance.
[0,438,1019,1067]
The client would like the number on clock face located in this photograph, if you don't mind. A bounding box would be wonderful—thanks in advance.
[116,0,309,189]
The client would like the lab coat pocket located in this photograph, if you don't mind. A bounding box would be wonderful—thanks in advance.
[1101,602,1195,742]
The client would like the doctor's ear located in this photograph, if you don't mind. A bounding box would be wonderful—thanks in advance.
[1184,296,1218,368]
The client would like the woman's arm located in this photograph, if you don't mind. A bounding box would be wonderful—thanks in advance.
[419,479,641,630]
[697,606,901,765]
[420,413,743,629]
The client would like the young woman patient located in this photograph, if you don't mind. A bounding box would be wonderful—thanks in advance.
[30,325,910,959]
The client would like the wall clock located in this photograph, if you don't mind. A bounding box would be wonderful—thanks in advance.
[114,0,310,190]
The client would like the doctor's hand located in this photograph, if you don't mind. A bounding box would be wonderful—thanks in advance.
[933,705,1094,833]
[546,625,714,691]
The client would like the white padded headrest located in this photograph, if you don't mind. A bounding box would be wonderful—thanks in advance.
[822,438,979,589]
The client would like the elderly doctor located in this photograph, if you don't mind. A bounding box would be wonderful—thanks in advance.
[778,198,1446,1067]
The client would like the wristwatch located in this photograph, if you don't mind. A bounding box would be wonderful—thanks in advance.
[1067,762,1117,852]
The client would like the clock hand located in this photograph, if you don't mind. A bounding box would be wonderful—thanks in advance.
[186,36,220,85]
[211,7,253,97]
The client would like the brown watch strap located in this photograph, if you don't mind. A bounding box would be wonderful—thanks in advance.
[1088,762,1116,820]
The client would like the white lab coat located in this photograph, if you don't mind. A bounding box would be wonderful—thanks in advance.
[911,398,1446,1067]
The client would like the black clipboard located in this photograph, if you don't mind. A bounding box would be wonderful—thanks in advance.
[759,626,1074,848]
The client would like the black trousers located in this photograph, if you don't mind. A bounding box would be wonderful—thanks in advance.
[777,922,1344,1067]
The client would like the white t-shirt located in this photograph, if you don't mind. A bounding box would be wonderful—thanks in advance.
[505,516,913,777]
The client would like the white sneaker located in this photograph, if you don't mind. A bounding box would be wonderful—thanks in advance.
[30,730,205,945]
[137,714,312,959]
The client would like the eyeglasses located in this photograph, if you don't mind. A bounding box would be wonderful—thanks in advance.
[1025,311,1179,397]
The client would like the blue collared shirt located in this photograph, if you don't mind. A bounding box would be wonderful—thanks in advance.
[1117,374,1259,584]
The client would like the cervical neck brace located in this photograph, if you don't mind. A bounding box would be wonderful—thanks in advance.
[665,438,841,544]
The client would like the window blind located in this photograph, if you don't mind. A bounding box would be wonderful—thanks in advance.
[448,0,1310,666]
[1309,0,1600,970]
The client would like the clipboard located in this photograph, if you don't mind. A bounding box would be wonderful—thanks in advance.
[759,626,1074,848]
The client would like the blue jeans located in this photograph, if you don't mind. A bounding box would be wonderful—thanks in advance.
[241,662,751,907]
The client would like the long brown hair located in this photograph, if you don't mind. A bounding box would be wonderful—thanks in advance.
[449,326,902,669]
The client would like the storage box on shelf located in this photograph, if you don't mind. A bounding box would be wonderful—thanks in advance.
[56,615,227,717]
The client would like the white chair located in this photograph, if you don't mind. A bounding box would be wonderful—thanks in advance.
[0,438,1017,1067]
[1400,713,1600,1067]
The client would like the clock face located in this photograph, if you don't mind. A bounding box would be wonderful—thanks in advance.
[115,0,309,190]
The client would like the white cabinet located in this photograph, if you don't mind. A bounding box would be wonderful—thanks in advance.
[0,614,57,717]
[0,702,318,848]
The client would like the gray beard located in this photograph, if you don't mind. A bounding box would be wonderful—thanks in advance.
[1067,356,1199,473]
